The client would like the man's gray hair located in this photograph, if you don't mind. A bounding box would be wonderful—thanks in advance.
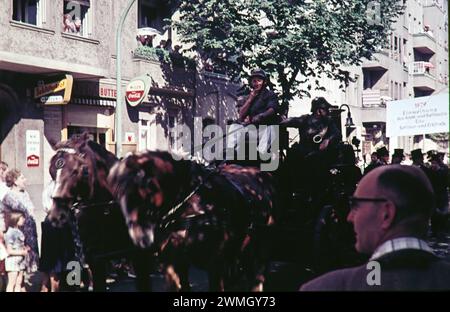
[377,165,435,229]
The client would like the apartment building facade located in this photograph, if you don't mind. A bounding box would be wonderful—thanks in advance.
[0,0,238,215]
[288,0,448,162]
[359,0,448,157]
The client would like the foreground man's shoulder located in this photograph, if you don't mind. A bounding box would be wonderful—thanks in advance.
[299,264,368,291]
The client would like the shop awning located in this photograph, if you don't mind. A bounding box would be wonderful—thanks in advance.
[71,97,116,108]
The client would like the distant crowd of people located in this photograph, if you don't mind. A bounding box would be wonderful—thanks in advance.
[363,147,449,237]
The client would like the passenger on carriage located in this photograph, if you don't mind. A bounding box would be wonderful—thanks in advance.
[227,68,281,156]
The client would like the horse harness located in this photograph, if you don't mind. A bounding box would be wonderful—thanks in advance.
[54,147,122,262]
[157,161,253,235]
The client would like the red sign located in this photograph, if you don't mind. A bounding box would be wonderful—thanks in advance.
[27,155,40,167]
[125,75,151,107]
[126,90,145,102]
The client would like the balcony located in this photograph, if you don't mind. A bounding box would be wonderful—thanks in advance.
[410,61,436,91]
[362,50,390,71]
[362,89,392,108]
[413,32,436,54]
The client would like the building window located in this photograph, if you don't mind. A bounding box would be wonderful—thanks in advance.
[13,0,44,26]
[68,126,106,148]
[138,0,172,33]
[63,0,92,37]
[167,109,182,151]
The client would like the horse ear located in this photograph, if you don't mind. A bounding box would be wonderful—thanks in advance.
[48,139,58,150]
[87,140,118,167]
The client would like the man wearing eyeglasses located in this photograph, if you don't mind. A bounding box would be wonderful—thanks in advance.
[300,165,450,291]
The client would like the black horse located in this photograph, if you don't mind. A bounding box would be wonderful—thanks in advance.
[107,151,277,291]
[48,134,151,291]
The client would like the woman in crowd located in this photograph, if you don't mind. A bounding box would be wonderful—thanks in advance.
[2,169,39,284]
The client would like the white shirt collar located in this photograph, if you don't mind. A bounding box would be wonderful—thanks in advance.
[370,236,435,261]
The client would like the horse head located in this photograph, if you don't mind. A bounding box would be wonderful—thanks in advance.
[108,151,189,249]
[48,133,117,227]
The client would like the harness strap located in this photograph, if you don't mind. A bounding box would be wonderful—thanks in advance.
[57,148,77,155]
[160,162,226,229]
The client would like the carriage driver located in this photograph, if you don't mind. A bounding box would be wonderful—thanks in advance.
[227,68,281,158]
[309,97,341,151]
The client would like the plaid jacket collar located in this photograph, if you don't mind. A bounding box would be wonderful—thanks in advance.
[370,236,435,261]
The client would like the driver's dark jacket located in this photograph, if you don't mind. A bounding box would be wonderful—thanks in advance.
[246,88,280,124]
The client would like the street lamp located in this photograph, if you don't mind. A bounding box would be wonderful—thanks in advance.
[339,104,355,128]
[115,0,137,158]
[340,104,360,159]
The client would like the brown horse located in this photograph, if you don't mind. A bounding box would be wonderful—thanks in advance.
[48,134,151,291]
[107,151,277,291]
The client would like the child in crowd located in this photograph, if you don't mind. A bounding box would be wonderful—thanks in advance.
[4,212,29,292]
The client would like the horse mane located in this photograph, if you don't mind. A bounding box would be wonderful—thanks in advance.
[108,150,193,204]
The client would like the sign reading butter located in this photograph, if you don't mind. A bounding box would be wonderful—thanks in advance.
[34,75,73,105]
[126,75,151,107]
[386,93,449,137]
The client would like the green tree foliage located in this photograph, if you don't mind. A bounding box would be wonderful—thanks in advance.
[171,0,404,108]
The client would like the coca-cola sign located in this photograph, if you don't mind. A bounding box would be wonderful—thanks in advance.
[125,75,151,107]
[26,130,40,168]
[27,155,40,167]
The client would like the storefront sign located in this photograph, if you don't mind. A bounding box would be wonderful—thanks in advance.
[40,95,64,104]
[99,85,117,98]
[386,93,449,137]
[72,81,117,99]
[126,75,151,107]
[34,75,73,105]
[26,130,40,167]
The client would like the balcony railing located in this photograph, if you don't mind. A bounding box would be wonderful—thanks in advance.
[409,61,435,75]
[362,89,391,108]
[422,0,445,10]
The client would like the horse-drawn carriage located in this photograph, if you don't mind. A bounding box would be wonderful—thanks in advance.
[47,111,365,291]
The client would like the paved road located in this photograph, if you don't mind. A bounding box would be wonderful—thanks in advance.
[7,216,448,292]
[97,216,450,292]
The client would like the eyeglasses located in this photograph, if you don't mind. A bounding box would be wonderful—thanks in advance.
[348,196,388,210]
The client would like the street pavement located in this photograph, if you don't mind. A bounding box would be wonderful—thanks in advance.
[101,217,450,292]
[4,216,448,292]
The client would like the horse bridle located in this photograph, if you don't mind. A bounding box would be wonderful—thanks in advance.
[54,147,116,215]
